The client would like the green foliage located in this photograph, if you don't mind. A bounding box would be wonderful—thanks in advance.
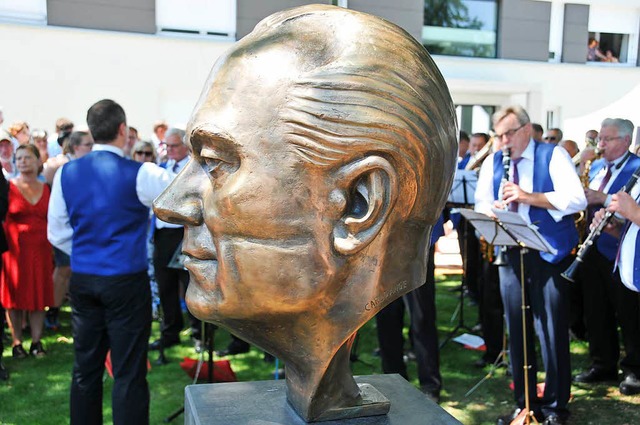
[0,276,638,424]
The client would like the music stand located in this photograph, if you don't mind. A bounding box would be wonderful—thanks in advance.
[440,170,478,349]
[459,208,556,425]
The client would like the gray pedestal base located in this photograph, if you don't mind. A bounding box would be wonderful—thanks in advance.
[184,374,461,424]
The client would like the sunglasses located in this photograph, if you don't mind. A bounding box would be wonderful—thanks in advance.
[135,151,154,157]
[544,136,557,141]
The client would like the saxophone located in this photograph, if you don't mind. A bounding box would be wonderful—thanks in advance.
[574,147,601,243]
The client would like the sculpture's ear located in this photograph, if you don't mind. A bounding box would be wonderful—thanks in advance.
[333,156,398,255]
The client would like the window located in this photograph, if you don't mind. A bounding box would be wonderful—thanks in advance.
[423,0,498,58]
[456,105,495,134]
[587,5,639,65]
[589,32,628,63]
[156,0,236,38]
[0,0,46,25]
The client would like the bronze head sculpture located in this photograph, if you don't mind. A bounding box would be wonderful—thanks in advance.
[154,4,457,422]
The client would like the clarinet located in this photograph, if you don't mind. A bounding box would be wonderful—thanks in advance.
[562,164,640,282]
[493,147,511,266]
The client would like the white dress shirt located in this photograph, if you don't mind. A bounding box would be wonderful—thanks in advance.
[618,183,640,291]
[48,144,171,255]
[589,152,631,207]
[475,139,587,222]
[155,155,190,230]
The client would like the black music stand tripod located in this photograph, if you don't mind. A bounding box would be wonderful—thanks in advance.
[164,322,216,423]
[459,208,556,424]
[440,170,477,349]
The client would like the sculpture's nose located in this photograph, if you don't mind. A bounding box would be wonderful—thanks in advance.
[153,159,204,226]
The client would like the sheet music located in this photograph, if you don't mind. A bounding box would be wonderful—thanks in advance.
[447,170,478,205]
[458,208,557,255]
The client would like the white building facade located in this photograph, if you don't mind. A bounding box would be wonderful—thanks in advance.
[1,0,639,145]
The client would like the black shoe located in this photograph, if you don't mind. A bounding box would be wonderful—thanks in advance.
[29,341,46,357]
[620,372,640,395]
[543,413,566,425]
[12,344,28,359]
[0,362,8,381]
[216,340,250,357]
[419,386,440,403]
[149,338,180,351]
[573,367,618,383]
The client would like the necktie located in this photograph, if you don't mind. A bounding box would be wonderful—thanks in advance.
[597,162,614,192]
[172,162,180,173]
[509,158,522,212]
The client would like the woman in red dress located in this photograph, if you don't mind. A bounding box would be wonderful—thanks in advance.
[0,144,53,358]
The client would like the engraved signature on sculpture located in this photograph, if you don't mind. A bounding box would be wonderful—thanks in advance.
[364,281,408,311]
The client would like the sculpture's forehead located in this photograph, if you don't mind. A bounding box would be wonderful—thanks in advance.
[189,42,299,133]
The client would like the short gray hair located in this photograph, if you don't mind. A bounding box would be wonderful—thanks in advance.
[165,128,186,144]
[601,118,634,143]
[492,105,531,128]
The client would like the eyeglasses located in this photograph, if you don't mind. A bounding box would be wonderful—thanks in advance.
[596,136,624,143]
[494,124,525,140]
[544,136,557,141]
[135,151,154,157]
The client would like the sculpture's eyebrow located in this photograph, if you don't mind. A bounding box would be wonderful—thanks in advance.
[189,126,236,154]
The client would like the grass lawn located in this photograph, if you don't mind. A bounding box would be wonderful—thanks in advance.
[1,274,638,424]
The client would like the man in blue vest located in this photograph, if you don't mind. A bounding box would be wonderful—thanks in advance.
[475,105,586,425]
[48,99,170,424]
[574,118,640,395]
[592,191,640,398]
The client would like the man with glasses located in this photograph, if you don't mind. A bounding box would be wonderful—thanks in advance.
[149,128,202,352]
[475,106,586,425]
[574,118,640,396]
[543,127,563,144]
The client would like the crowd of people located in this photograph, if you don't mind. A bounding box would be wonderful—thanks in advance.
[456,107,640,425]
[1,102,639,425]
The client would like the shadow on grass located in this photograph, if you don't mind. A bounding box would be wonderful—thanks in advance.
[1,277,639,424]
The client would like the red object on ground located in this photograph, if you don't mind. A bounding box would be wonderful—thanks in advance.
[179,357,237,382]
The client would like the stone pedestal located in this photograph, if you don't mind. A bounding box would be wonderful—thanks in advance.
[184,374,461,424]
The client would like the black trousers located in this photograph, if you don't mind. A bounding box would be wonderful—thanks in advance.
[579,249,640,375]
[376,249,441,393]
[154,228,201,342]
[499,250,571,419]
[69,271,151,425]
[457,217,480,301]
[478,259,504,361]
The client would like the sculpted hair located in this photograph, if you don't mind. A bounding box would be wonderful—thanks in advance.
[601,118,634,142]
[492,105,530,128]
[251,6,457,223]
[87,99,126,143]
